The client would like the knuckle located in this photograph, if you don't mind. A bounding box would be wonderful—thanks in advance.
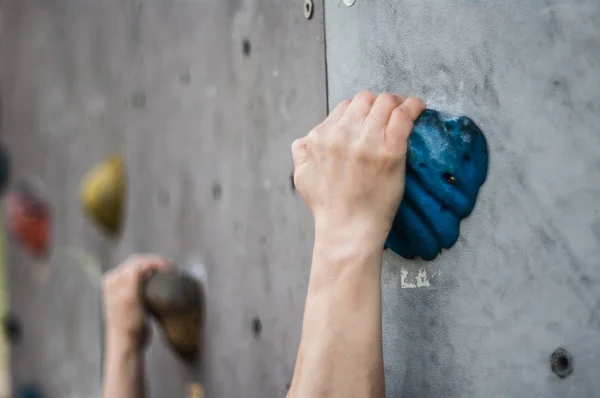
[351,144,371,162]
[291,138,301,154]
[330,124,346,136]
[307,129,321,146]
[312,124,327,136]
[408,96,426,110]
[122,266,141,283]
[328,138,344,155]
[354,90,377,105]
[379,151,399,168]
[125,254,143,266]
[392,107,413,127]
[377,93,399,108]
[337,99,352,109]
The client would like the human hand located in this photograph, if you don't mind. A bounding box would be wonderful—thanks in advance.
[102,254,173,351]
[291,91,425,248]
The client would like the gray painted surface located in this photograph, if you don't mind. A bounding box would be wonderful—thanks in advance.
[325,0,600,397]
[2,0,326,396]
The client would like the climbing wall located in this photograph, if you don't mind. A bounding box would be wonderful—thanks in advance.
[324,0,600,396]
[2,0,326,396]
[4,0,600,397]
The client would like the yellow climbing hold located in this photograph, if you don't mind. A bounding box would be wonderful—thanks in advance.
[187,383,204,398]
[80,155,125,236]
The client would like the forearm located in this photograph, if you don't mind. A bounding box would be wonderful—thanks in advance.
[102,333,146,398]
[289,227,385,398]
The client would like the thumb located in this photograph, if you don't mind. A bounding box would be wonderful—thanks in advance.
[291,137,309,168]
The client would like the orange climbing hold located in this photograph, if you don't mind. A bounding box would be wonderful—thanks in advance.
[80,155,126,236]
[6,182,51,258]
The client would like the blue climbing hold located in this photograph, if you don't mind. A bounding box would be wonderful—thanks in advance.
[385,109,488,261]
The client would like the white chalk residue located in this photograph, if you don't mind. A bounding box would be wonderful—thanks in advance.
[400,266,431,288]
[181,261,208,291]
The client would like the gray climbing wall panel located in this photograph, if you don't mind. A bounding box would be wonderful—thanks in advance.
[325,0,600,397]
[2,0,326,396]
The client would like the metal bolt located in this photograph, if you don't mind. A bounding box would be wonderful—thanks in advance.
[343,0,356,6]
[443,172,456,185]
[303,0,314,19]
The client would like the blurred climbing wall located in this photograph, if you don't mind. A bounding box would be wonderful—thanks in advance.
[1,0,326,396]
[325,0,600,397]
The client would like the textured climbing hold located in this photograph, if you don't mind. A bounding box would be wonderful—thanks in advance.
[80,155,125,236]
[5,182,51,258]
[143,270,205,363]
[0,143,10,194]
[385,109,488,260]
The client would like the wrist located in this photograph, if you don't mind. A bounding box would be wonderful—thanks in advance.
[314,216,389,253]
[106,328,144,356]
[309,223,384,294]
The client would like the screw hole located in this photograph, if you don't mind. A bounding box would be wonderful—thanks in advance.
[463,154,471,162]
[3,312,22,344]
[242,39,251,57]
[303,0,314,19]
[550,348,573,378]
[442,172,456,185]
[418,161,426,168]
[252,317,262,336]
[212,182,222,200]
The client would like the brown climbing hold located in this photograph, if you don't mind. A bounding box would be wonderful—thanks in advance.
[5,181,51,258]
[143,270,205,363]
[80,155,125,236]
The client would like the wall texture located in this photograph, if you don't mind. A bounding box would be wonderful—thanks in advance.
[325,0,600,396]
[2,0,327,396]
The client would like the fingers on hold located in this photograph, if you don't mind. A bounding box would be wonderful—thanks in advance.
[374,93,406,110]
[353,91,377,108]
[399,97,426,121]
[324,99,351,124]
[342,91,377,121]
[364,93,407,128]
[124,254,168,269]
[137,258,172,275]
[387,106,416,144]
[113,254,171,285]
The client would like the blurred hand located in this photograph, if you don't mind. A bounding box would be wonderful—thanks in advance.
[292,91,425,247]
[102,254,172,350]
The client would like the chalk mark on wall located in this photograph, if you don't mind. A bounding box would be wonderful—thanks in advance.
[400,267,431,288]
